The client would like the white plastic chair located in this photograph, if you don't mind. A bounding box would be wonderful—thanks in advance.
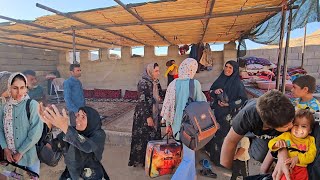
[50,78,65,103]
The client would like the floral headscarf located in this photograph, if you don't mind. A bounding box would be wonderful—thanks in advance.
[3,72,29,153]
[161,58,198,125]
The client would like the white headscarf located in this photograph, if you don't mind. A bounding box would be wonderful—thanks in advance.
[161,58,198,125]
[3,72,30,153]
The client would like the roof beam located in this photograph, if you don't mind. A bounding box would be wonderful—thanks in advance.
[0,15,121,46]
[200,0,216,42]
[0,28,101,49]
[114,0,172,45]
[1,6,284,36]
[0,36,74,49]
[0,42,62,51]
[36,3,146,46]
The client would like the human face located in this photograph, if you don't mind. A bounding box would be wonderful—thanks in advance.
[224,63,233,77]
[10,79,27,101]
[274,120,294,132]
[153,66,160,80]
[291,84,308,98]
[25,75,37,89]
[76,110,88,131]
[291,117,311,138]
[71,67,82,78]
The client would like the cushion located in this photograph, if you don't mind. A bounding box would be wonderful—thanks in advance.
[123,90,139,100]
[83,89,94,98]
[94,89,122,99]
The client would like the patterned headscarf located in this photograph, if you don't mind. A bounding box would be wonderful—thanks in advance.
[161,58,198,125]
[4,72,30,153]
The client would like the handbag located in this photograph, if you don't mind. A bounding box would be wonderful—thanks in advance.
[0,160,39,179]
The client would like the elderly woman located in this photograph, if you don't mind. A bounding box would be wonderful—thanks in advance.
[162,58,207,180]
[39,105,109,180]
[206,60,247,166]
[0,72,43,176]
[128,63,164,167]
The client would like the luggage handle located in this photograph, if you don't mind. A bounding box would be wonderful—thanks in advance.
[162,133,175,144]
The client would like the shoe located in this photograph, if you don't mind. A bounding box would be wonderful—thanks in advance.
[200,168,217,178]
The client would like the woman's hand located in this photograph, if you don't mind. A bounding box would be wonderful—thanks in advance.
[218,101,229,107]
[42,105,69,134]
[38,102,53,129]
[214,89,223,95]
[4,148,14,163]
[13,152,22,163]
[166,126,173,136]
[147,117,154,127]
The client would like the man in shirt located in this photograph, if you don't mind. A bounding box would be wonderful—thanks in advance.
[22,70,46,104]
[63,64,85,127]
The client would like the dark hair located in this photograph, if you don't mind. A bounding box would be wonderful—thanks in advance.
[257,90,295,128]
[166,60,172,67]
[292,75,316,93]
[22,70,36,77]
[295,109,315,127]
[154,63,159,68]
[11,74,27,86]
[69,64,81,71]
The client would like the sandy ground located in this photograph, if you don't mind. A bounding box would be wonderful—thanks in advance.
[40,144,261,180]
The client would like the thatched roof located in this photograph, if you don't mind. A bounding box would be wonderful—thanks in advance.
[0,0,284,50]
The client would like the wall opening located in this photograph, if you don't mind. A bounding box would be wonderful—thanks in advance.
[109,48,121,60]
[155,46,168,56]
[89,49,100,61]
[67,51,80,64]
[131,46,144,57]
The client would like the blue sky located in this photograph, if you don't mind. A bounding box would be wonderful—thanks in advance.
[0,0,319,51]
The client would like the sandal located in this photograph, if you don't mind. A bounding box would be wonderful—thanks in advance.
[200,168,217,178]
[199,159,211,169]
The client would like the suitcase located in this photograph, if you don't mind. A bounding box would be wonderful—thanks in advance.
[145,134,182,178]
[0,160,39,179]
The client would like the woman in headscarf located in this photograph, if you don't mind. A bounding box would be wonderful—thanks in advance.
[161,58,207,180]
[128,63,164,167]
[0,72,43,176]
[38,105,109,180]
[206,60,247,166]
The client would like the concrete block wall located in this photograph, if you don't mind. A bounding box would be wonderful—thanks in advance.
[0,44,59,88]
[246,45,320,78]
[57,44,233,92]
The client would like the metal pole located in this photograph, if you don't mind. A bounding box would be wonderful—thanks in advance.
[301,24,307,68]
[276,2,287,90]
[281,7,293,93]
[72,27,77,64]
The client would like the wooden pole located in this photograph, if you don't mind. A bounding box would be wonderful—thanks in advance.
[301,24,307,68]
[276,2,287,90]
[281,7,293,93]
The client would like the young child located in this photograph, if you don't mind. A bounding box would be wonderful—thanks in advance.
[291,75,320,112]
[268,109,316,180]
[221,90,295,168]
[164,60,178,85]
[231,136,250,180]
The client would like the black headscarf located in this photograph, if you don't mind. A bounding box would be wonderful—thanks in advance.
[78,106,102,137]
[210,60,244,102]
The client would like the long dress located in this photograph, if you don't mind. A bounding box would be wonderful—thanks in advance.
[128,78,163,167]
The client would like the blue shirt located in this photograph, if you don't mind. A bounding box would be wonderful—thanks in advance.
[64,76,85,113]
[28,86,45,101]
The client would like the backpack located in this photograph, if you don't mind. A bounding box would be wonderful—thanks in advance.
[179,79,219,151]
[26,99,62,167]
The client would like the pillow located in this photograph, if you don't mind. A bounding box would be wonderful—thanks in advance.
[94,89,122,99]
[247,64,264,70]
[83,89,94,98]
[123,90,139,100]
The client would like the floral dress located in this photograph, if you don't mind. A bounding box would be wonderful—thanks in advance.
[128,78,164,167]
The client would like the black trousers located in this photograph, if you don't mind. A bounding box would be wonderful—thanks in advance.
[231,160,249,180]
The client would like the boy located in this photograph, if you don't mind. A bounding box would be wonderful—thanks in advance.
[268,109,316,180]
[220,90,295,169]
[291,75,320,112]
[231,136,250,180]
[164,60,178,85]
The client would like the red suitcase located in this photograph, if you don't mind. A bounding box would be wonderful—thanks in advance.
[145,135,182,178]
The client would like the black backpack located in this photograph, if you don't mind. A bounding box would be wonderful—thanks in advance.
[26,99,62,167]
